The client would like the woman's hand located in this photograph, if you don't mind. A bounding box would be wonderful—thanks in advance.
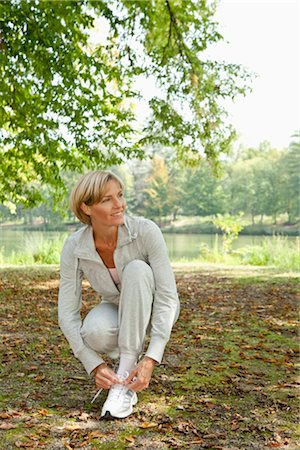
[93,363,119,390]
[124,356,156,392]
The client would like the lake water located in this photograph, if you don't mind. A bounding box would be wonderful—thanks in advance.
[0,228,297,261]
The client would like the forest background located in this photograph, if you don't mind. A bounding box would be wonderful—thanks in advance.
[0,137,299,234]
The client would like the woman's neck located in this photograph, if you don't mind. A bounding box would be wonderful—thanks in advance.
[92,224,118,247]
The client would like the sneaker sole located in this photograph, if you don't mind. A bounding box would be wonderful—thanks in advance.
[100,392,138,420]
[101,410,118,421]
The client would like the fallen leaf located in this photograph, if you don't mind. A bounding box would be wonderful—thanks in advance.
[78,412,89,421]
[0,422,17,430]
[203,432,226,439]
[33,375,45,382]
[89,430,105,439]
[78,440,89,447]
[177,423,189,433]
[39,430,50,437]
[7,410,22,417]
[24,423,35,429]
[139,421,158,429]
[205,402,217,409]
[15,441,38,448]
[68,410,82,417]
[64,443,73,450]
[63,424,83,431]
[65,376,86,381]
[38,409,49,416]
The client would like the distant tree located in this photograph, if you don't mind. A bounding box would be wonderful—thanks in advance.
[125,157,153,217]
[166,163,184,221]
[143,155,171,225]
[0,0,252,207]
[257,154,282,224]
[180,163,226,216]
[279,134,300,223]
[224,144,284,224]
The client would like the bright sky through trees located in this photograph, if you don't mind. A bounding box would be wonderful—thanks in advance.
[133,0,299,149]
[205,0,299,148]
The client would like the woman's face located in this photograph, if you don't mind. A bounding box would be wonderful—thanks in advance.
[83,179,126,227]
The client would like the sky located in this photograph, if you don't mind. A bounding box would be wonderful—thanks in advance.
[134,0,299,150]
[203,0,299,149]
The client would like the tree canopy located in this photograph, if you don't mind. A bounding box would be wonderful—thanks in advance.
[0,0,252,206]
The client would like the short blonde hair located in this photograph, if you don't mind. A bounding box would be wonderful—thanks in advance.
[70,170,125,225]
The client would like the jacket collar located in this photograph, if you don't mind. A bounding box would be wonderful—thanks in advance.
[73,214,137,261]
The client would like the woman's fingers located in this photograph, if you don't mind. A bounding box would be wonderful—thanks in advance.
[125,361,153,392]
[95,358,155,391]
[105,368,119,384]
[125,367,138,385]
[95,366,119,389]
[127,376,148,392]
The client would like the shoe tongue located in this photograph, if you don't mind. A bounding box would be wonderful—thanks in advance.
[116,371,129,383]
[109,382,127,399]
[111,383,124,392]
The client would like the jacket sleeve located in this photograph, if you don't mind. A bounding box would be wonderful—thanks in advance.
[141,220,180,364]
[58,237,104,374]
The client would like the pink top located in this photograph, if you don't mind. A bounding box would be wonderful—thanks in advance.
[108,268,121,289]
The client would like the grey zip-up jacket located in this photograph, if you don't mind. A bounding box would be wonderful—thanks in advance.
[58,214,180,374]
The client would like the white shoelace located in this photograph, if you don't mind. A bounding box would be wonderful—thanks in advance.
[107,372,129,401]
[91,371,129,404]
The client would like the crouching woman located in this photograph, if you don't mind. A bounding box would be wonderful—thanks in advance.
[58,170,180,419]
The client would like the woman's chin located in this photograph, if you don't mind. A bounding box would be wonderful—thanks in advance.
[111,213,125,225]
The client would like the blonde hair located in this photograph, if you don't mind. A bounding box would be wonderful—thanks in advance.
[70,170,125,225]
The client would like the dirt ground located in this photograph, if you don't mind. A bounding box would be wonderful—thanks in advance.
[0,265,299,449]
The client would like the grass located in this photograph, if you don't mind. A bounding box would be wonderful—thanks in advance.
[0,235,67,265]
[233,235,300,269]
[0,264,299,449]
[1,233,299,271]
[172,235,300,271]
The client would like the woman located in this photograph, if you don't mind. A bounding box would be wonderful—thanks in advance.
[58,170,180,419]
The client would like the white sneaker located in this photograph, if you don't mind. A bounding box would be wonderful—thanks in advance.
[101,374,137,420]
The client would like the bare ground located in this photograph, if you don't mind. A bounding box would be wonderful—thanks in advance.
[0,265,299,449]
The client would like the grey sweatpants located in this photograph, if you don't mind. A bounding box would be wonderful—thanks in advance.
[80,260,155,360]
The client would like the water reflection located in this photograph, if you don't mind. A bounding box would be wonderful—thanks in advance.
[0,229,296,261]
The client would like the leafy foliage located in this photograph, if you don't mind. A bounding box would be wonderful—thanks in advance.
[212,213,244,253]
[0,0,252,206]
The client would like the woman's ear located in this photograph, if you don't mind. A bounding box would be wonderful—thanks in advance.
[80,203,91,216]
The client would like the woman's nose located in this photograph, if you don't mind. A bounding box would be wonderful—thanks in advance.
[113,196,123,208]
